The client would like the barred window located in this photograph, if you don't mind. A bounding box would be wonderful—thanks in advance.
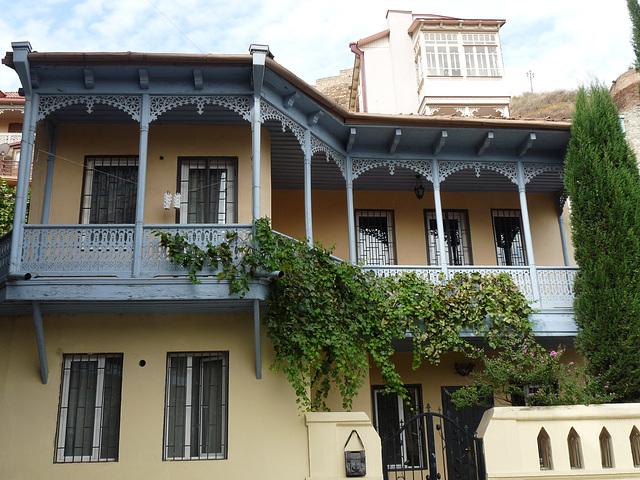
[164,352,228,460]
[492,209,527,266]
[80,156,138,224]
[355,210,397,265]
[178,157,237,224]
[55,354,123,463]
[424,209,473,266]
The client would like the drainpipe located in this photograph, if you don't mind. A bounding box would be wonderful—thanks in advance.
[350,42,368,113]
[8,41,35,277]
[249,45,270,381]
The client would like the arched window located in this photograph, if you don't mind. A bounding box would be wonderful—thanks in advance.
[600,427,614,468]
[537,427,553,470]
[567,428,583,469]
[631,426,640,467]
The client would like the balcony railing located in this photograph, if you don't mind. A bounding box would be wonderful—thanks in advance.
[1,225,577,310]
[367,265,577,310]
[10,224,253,278]
[0,133,21,145]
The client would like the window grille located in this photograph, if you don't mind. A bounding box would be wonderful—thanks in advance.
[600,427,614,468]
[80,156,138,224]
[567,428,583,469]
[372,385,425,469]
[537,428,553,470]
[631,426,640,467]
[178,157,237,224]
[492,209,527,266]
[355,210,397,265]
[424,209,473,265]
[164,352,228,460]
[55,354,123,463]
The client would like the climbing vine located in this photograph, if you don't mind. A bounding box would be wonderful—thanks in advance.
[154,218,534,411]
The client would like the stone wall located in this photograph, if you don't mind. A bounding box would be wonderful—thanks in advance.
[611,69,640,158]
[315,68,355,111]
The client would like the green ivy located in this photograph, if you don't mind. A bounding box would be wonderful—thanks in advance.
[154,218,534,411]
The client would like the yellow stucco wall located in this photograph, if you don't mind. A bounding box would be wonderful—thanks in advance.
[272,189,572,266]
[28,123,271,225]
[0,313,307,480]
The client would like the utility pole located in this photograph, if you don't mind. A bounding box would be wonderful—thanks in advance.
[527,70,535,92]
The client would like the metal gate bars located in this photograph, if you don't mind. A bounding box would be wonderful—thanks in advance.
[381,405,486,480]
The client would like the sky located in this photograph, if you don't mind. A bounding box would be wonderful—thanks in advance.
[0,0,635,97]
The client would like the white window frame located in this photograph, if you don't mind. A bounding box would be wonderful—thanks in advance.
[178,158,236,224]
[163,352,228,461]
[423,33,461,76]
[462,34,501,77]
[55,354,121,463]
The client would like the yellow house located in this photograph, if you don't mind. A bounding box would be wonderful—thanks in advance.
[0,90,24,186]
[0,41,576,480]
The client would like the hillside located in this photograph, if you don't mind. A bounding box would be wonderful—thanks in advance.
[509,90,576,120]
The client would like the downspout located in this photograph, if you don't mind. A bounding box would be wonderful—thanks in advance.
[250,44,270,380]
[8,41,35,278]
[132,94,150,278]
[350,42,368,113]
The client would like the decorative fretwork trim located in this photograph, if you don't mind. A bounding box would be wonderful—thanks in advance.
[149,95,251,121]
[310,135,346,179]
[438,161,518,184]
[454,106,479,117]
[523,162,564,184]
[38,95,142,122]
[261,102,305,147]
[352,158,433,181]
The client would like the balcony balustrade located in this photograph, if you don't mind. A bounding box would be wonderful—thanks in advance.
[0,224,576,310]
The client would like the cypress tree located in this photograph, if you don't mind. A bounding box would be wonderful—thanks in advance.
[564,82,640,402]
[628,0,640,68]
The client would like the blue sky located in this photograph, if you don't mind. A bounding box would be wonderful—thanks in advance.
[0,0,634,96]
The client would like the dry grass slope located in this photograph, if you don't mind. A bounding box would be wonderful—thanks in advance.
[509,90,576,120]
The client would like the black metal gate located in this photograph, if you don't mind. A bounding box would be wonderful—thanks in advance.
[381,405,486,480]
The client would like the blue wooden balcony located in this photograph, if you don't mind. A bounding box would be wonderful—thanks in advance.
[0,224,577,341]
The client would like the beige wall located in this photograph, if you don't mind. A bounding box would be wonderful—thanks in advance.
[0,313,307,480]
[29,123,271,225]
[272,189,570,266]
[479,404,640,479]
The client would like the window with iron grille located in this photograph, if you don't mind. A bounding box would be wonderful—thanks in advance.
[492,209,527,266]
[164,352,228,461]
[424,209,473,265]
[80,156,138,224]
[55,354,123,463]
[355,210,397,265]
[372,385,425,469]
[177,157,237,224]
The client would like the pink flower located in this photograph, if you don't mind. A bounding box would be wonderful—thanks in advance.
[550,351,557,357]
[569,361,574,365]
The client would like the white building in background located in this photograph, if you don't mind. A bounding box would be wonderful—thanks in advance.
[350,10,510,117]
